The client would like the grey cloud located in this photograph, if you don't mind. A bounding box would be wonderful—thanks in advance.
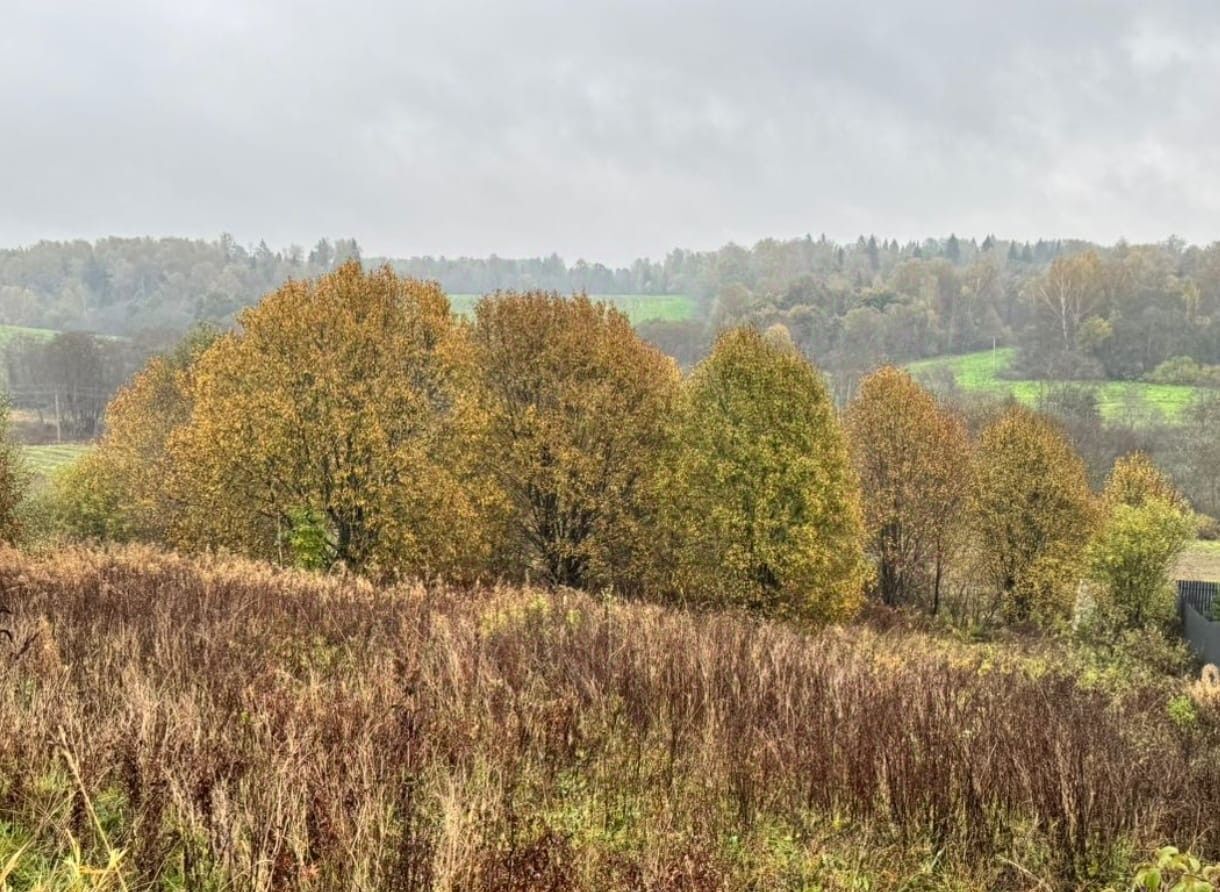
[2,0,1220,263]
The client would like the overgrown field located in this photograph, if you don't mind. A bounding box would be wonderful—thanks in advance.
[0,546,1217,890]
[907,348,1206,424]
[1177,539,1220,582]
[447,293,696,323]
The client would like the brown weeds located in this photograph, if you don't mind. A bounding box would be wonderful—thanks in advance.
[0,545,1215,890]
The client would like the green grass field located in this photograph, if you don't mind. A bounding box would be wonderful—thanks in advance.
[21,443,91,478]
[907,347,1206,424]
[447,293,696,324]
[0,324,58,345]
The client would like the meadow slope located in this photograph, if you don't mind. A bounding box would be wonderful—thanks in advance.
[0,323,58,345]
[907,348,1206,424]
[1178,539,1220,582]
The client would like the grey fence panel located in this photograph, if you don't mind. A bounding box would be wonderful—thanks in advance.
[1177,580,1217,618]
[1181,602,1220,666]
[1176,581,1220,665]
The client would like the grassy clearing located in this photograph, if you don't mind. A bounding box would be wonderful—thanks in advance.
[21,443,91,478]
[907,347,1207,424]
[448,293,696,323]
[1177,540,1220,582]
[0,323,57,345]
[0,545,1214,890]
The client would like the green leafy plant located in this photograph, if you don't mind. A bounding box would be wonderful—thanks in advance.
[285,507,330,571]
[1166,694,1198,732]
[1126,846,1220,892]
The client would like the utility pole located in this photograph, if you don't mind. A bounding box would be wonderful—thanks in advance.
[54,391,61,444]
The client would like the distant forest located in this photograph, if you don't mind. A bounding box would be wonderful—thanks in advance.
[4,233,1220,391]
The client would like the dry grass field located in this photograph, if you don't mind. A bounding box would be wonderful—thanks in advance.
[1176,540,1220,582]
[0,546,1217,890]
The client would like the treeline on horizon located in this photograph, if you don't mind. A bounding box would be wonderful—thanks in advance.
[29,261,1199,636]
[4,232,1220,395]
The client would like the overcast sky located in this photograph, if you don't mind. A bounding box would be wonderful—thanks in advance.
[3,0,1220,263]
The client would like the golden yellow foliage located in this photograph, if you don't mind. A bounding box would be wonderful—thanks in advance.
[167,262,498,577]
[845,366,970,612]
[472,292,679,589]
[662,327,867,623]
[0,402,25,544]
[972,406,1097,624]
[55,331,211,541]
[1103,451,1188,512]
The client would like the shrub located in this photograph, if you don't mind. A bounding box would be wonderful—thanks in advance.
[1104,452,1190,513]
[1088,454,1193,629]
[1122,846,1220,892]
[51,325,215,543]
[50,449,129,541]
[1195,513,1220,541]
[0,400,28,545]
[1145,355,1220,387]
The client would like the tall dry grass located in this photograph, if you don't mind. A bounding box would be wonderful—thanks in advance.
[0,545,1217,890]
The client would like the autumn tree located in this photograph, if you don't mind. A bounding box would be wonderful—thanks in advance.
[1103,451,1189,513]
[54,327,216,541]
[972,406,1097,624]
[845,366,971,613]
[472,292,679,590]
[4,332,144,440]
[1027,250,1105,373]
[1087,453,1192,628]
[167,262,497,576]
[1172,393,1220,517]
[0,401,26,543]
[663,327,867,623]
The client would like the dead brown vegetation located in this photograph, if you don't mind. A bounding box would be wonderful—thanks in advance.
[0,545,1216,889]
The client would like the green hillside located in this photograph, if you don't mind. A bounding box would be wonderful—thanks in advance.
[0,324,58,345]
[907,347,1206,424]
